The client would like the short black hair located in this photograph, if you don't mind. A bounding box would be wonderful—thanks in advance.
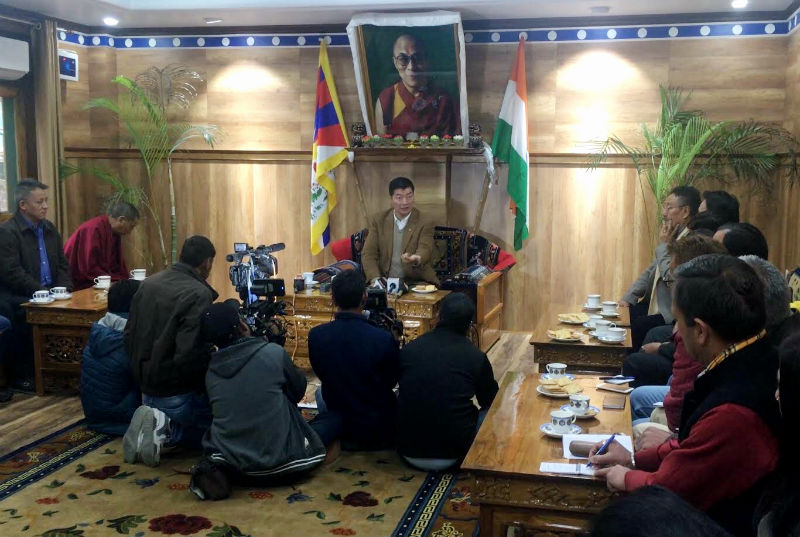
[331,270,365,309]
[437,292,475,335]
[687,211,724,235]
[107,279,141,314]
[201,299,242,349]
[674,254,766,342]
[179,236,216,267]
[702,190,740,223]
[388,177,414,196]
[591,486,731,537]
[721,222,769,260]
[667,233,728,267]
[15,179,48,208]
[107,201,140,220]
[669,185,701,216]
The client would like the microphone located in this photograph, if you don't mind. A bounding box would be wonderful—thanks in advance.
[266,243,285,253]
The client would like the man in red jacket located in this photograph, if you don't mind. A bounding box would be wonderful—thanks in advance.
[64,202,138,290]
[590,254,780,537]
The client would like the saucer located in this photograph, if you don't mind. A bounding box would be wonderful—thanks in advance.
[93,284,110,290]
[30,297,55,304]
[541,373,575,381]
[600,311,620,317]
[540,422,582,438]
[597,335,626,344]
[52,293,72,300]
[582,322,597,329]
[582,303,602,311]
[411,287,437,294]
[560,404,601,419]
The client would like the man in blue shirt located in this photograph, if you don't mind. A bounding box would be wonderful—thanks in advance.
[0,179,72,393]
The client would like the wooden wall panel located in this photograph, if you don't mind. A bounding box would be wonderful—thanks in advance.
[58,35,800,331]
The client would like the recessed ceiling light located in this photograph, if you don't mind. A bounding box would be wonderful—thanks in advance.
[204,17,223,24]
[103,16,119,26]
[731,0,747,8]
[590,5,611,14]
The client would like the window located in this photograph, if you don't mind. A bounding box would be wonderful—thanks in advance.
[0,98,6,212]
[0,96,18,213]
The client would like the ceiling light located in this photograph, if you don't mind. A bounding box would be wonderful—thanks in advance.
[204,17,223,24]
[731,0,747,8]
[103,16,119,26]
[590,6,610,14]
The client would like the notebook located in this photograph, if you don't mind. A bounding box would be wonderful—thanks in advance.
[539,462,595,476]
[596,382,634,394]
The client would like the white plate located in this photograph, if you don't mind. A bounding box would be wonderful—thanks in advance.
[540,423,582,438]
[29,297,55,304]
[582,303,602,310]
[548,334,583,343]
[560,404,601,419]
[93,284,110,290]
[557,315,588,325]
[541,373,575,381]
[411,287,437,294]
[52,293,72,300]
[597,335,626,344]
[536,385,574,398]
[599,311,620,317]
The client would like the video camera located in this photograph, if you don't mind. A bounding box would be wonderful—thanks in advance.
[364,287,405,344]
[226,242,288,345]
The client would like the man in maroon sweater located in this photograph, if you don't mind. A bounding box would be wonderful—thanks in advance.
[64,202,138,290]
[590,254,780,536]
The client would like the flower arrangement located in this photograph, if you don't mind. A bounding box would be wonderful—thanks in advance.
[393,135,404,146]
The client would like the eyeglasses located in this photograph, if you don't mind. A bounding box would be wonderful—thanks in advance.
[394,53,425,67]
[662,203,688,212]
[662,274,675,287]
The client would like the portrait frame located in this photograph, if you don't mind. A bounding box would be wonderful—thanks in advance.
[346,11,469,140]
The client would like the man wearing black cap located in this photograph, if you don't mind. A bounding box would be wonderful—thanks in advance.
[396,293,498,470]
[195,300,328,493]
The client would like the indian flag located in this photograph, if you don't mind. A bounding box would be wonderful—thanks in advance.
[491,39,529,251]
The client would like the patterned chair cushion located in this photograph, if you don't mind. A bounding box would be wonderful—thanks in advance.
[467,233,501,269]
[433,226,468,278]
[789,267,800,302]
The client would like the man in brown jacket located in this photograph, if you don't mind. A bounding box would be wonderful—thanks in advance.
[361,177,438,285]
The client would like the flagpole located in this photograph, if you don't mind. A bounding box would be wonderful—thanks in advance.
[349,159,370,224]
[472,170,492,233]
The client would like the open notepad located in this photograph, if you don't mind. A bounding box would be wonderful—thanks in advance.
[539,462,595,476]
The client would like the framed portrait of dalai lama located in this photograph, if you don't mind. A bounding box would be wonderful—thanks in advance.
[346,11,468,139]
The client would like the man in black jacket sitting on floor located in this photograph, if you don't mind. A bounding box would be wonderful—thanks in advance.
[397,293,498,470]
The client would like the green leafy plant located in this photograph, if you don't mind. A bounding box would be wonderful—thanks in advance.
[62,68,221,268]
[587,86,799,239]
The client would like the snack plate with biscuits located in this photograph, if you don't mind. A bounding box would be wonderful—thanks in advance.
[557,312,590,325]
[546,328,584,342]
[411,284,437,294]
[537,376,583,398]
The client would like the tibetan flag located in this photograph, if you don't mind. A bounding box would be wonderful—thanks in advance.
[491,39,529,251]
[311,41,349,255]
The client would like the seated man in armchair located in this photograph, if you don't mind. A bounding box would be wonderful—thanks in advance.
[361,177,438,286]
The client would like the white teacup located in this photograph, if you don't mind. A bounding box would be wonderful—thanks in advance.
[302,271,315,284]
[602,301,618,314]
[32,290,50,301]
[546,362,567,377]
[586,294,601,308]
[605,327,627,341]
[94,275,111,288]
[50,286,68,297]
[569,394,591,416]
[550,410,576,433]
[130,269,147,281]
[585,314,603,328]
[594,320,616,336]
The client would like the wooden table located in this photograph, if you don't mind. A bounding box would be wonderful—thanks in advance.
[462,372,632,537]
[23,288,108,395]
[529,304,632,372]
[284,289,449,369]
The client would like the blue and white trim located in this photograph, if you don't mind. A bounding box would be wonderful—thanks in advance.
[58,15,796,49]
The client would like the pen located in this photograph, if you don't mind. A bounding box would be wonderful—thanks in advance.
[586,433,616,468]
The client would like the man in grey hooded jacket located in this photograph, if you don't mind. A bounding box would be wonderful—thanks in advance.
[200,300,327,483]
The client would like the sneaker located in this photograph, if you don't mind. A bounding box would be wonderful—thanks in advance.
[123,406,170,467]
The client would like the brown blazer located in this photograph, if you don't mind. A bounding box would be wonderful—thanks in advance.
[361,208,438,284]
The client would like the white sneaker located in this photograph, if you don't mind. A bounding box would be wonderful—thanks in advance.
[123,405,169,467]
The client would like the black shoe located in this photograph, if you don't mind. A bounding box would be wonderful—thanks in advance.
[0,388,13,403]
[11,378,35,394]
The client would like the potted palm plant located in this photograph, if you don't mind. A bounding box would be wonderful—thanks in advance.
[588,85,798,239]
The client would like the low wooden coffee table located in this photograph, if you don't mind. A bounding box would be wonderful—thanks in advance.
[529,304,632,372]
[23,287,108,395]
[462,372,632,537]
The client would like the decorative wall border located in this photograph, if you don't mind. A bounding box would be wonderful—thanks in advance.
[57,13,798,49]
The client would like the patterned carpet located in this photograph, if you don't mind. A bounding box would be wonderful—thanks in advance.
[0,421,480,537]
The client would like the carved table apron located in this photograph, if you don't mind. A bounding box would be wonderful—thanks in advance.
[23,288,108,395]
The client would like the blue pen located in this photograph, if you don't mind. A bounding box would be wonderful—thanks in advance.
[586,433,616,468]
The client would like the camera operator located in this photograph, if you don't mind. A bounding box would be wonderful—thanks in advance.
[308,270,400,451]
